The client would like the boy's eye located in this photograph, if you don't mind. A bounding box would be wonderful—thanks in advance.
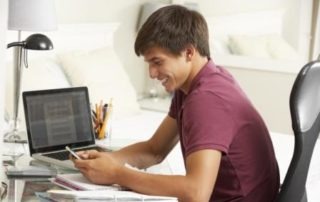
[154,61,162,66]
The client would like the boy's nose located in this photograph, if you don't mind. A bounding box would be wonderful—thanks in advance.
[149,66,158,79]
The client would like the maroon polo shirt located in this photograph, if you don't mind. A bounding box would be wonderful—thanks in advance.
[169,60,279,202]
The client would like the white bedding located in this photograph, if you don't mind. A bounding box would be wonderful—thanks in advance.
[206,9,306,73]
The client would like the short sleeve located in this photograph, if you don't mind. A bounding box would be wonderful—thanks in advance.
[182,92,236,156]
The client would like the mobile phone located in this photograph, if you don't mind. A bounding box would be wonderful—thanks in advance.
[65,146,81,160]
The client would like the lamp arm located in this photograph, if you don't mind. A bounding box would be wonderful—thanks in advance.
[12,46,23,131]
[7,41,25,48]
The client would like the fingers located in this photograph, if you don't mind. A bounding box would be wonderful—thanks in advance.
[73,159,90,169]
[72,152,100,169]
[76,150,100,159]
[71,150,111,172]
[78,167,89,175]
[70,150,100,169]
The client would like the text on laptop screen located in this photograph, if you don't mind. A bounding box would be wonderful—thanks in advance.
[25,90,93,149]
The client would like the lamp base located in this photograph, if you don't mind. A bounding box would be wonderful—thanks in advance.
[3,130,28,144]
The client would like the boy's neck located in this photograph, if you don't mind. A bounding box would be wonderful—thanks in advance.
[181,55,209,94]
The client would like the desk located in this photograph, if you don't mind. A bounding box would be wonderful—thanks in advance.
[2,153,69,202]
[5,178,59,202]
[1,140,174,202]
[138,97,171,113]
[3,133,319,201]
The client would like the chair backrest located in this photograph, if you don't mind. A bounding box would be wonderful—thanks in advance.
[276,59,320,202]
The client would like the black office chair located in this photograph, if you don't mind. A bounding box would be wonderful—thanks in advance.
[276,56,320,202]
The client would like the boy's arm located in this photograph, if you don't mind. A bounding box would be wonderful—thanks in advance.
[75,147,221,202]
[74,114,221,201]
[111,115,179,169]
[116,149,221,202]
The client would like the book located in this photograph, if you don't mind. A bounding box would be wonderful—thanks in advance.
[6,165,57,178]
[52,163,144,191]
[51,173,121,191]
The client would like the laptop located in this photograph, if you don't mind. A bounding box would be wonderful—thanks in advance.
[22,86,107,170]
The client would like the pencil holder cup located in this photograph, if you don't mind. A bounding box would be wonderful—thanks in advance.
[91,99,113,140]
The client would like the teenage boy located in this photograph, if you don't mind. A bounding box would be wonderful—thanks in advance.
[73,5,279,202]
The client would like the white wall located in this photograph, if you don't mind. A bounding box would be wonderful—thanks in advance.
[198,0,289,15]
[313,3,320,60]
[283,0,312,61]
[0,0,8,180]
[227,68,296,134]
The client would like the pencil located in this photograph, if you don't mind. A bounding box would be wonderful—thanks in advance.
[98,98,113,139]
[95,103,99,125]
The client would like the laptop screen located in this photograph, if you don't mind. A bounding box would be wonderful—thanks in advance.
[23,87,95,154]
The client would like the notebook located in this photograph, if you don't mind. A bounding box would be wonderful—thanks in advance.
[51,163,142,191]
[51,173,122,191]
[22,86,108,170]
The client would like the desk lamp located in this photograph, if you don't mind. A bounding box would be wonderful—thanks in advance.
[4,0,57,143]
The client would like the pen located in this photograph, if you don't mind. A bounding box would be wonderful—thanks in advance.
[102,104,108,120]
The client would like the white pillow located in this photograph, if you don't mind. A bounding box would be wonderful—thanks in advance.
[206,9,285,57]
[210,35,230,55]
[228,35,270,58]
[266,35,299,60]
[58,47,140,120]
[5,57,71,129]
[206,9,284,37]
[228,35,299,60]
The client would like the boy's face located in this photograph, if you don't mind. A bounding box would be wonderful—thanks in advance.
[143,46,192,93]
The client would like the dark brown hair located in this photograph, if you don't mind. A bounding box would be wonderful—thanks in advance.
[135,5,210,57]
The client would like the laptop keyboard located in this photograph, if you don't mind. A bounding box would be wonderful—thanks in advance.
[44,150,70,160]
[43,146,103,161]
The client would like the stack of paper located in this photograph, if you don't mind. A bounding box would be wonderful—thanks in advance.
[47,190,177,201]
[50,173,177,201]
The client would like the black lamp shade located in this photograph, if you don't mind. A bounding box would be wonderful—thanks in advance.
[24,33,53,50]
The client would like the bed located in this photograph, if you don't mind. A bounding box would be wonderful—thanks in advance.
[206,9,307,73]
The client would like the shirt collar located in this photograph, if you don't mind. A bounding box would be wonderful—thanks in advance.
[187,59,216,94]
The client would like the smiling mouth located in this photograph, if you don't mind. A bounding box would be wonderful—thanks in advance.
[160,78,168,85]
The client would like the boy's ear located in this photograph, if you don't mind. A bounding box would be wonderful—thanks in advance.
[185,45,195,61]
